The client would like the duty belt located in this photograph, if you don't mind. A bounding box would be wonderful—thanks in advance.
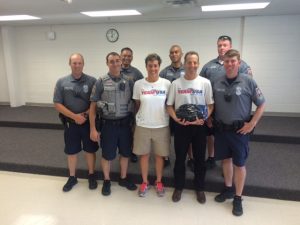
[101,116,131,126]
[213,120,244,132]
[59,113,88,125]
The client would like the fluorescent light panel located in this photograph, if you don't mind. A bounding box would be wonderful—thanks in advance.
[202,2,270,11]
[0,15,40,21]
[81,10,141,17]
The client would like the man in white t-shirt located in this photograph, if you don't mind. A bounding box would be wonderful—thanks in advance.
[167,51,214,203]
[133,53,171,197]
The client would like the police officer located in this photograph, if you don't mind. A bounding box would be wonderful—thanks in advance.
[89,52,137,196]
[120,47,144,82]
[200,35,253,169]
[120,47,144,163]
[159,45,185,82]
[53,53,99,192]
[167,51,214,204]
[212,49,265,216]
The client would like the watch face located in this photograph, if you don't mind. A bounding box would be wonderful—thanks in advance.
[106,28,119,42]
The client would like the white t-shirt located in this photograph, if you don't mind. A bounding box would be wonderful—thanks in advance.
[133,77,171,128]
[167,76,214,119]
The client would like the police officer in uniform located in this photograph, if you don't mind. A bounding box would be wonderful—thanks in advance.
[53,53,99,192]
[120,47,144,82]
[200,35,253,169]
[89,52,137,196]
[159,45,185,82]
[212,49,265,216]
[120,47,144,163]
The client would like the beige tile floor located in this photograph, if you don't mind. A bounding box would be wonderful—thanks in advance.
[0,171,299,225]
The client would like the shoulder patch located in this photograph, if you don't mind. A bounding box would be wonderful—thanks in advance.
[256,87,263,98]
[247,68,253,76]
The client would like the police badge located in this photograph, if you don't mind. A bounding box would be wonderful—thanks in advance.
[235,86,242,96]
[83,84,89,93]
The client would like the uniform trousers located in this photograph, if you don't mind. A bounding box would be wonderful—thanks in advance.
[173,123,207,191]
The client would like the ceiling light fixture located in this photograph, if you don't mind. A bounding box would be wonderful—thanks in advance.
[0,15,40,21]
[81,10,141,17]
[202,2,270,11]
[165,0,195,7]
[60,0,72,4]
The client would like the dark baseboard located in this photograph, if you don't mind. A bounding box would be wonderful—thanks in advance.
[1,162,299,202]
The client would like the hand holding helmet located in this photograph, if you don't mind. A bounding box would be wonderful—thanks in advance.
[175,104,204,122]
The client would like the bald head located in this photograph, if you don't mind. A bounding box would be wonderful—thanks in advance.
[69,53,84,65]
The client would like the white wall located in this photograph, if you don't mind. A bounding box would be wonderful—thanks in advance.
[0,30,10,103]
[243,15,300,113]
[0,15,299,112]
[9,18,242,104]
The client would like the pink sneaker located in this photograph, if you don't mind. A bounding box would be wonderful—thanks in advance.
[138,182,149,197]
[155,181,165,197]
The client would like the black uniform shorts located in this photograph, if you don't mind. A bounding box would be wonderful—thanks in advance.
[214,131,250,167]
[64,122,99,155]
[100,121,132,160]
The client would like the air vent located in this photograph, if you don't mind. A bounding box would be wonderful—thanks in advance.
[165,0,196,7]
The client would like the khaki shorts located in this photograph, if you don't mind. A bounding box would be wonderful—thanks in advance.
[133,125,170,157]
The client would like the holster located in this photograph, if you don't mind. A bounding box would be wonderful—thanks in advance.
[58,113,75,126]
[95,115,102,131]
[58,113,67,126]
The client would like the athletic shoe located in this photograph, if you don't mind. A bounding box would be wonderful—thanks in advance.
[118,177,137,191]
[88,173,98,190]
[138,182,149,197]
[102,180,111,196]
[155,181,165,197]
[232,195,243,216]
[215,186,235,202]
[63,176,78,192]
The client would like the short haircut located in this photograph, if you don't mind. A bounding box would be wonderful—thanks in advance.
[106,52,120,63]
[184,51,199,64]
[224,49,240,61]
[145,53,162,66]
[121,47,133,54]
[169,44,182,53]
[69,53,84,64]
[217,35,232,44]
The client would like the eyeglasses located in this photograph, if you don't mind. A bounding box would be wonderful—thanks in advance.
[218,35,232,42]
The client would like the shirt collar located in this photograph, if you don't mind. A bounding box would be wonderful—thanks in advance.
[215,57,224,65]
[108,73,122,82]
[70,73,86,82]
[221,73,242,86]
[121,65,132,72]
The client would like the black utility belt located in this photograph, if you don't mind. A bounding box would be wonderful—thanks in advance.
[101,116,131,126]
[59,113,74,124]
[59,113,88,124]
[214,120,245,132]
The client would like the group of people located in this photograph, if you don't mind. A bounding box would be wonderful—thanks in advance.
[53,35,266,216]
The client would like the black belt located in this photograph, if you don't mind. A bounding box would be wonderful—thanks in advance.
[101,116,131,126]
[214,120,244,132]
[221,124,238,131]
[59,113,88,125]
